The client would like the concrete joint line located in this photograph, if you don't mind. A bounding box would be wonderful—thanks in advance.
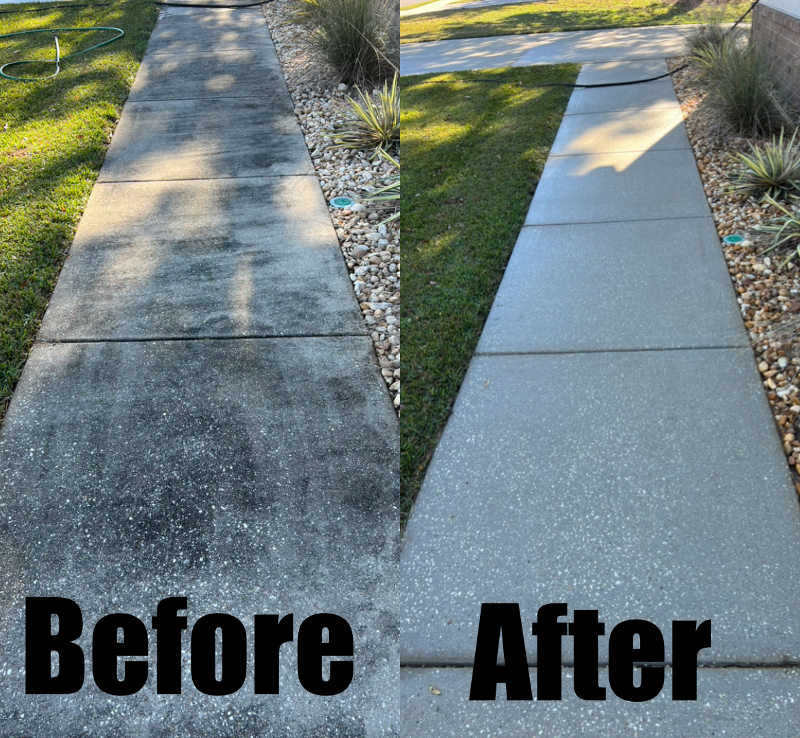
[400,662,800,670]
[98,174,317,184]
[35,333,368,345]
[562,109,680,118]
[519,215,716,229]
[474,345,750,357]
[547,146,691,158]
[124,94,278,103]
[526,214,716,227]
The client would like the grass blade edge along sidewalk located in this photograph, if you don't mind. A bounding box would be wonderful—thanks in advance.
[0,0,159,422]
[401,64,578,525]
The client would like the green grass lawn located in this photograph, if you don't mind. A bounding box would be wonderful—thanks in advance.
[0,0,158,420]
[401,64,578,524]
[403,0,445,10]
[401,0,751,44]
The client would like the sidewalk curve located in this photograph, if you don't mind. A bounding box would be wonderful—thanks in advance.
[401,25,700,75]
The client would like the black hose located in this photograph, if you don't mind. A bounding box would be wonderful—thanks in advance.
[407,0,761,91]
[0,0,271,15]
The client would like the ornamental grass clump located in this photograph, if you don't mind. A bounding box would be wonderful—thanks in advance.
[731,128,800,201]
[692,36,792,137]
[329,74,399,154]
[686,8,744,58]
[687,21,729,56]
[292,0,397,85]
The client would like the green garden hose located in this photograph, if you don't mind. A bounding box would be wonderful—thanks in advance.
[0,26,124,81]
[0,0,271,82]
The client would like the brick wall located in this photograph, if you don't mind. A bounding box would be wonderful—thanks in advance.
[752,3,800,108]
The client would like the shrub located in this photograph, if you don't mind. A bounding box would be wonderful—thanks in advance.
[731,128,800,201]
[329,73,399,154]
[292,0,397,85]
[692,37,792,137]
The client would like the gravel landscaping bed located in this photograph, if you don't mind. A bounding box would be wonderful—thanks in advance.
[261,0,400,411]
[669,57,800,495]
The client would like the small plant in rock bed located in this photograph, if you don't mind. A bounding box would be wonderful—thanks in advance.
[691,36,793,137]
[731,129,800,201]
[363,149,399,224]
[329,74,399,155]
[758,196,800,268]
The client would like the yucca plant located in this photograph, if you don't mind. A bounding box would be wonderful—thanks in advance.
[757,195,800,267]
[731,128,800,201]
[692,37,792,137]
[329,74,399,154]
[363,149,398,224]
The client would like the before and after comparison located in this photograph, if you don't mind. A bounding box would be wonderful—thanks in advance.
[3,0,800,735]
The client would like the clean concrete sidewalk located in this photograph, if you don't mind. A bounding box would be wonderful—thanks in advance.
[401,59,800,734]
[401,25,701,75]
[0,6,397,737]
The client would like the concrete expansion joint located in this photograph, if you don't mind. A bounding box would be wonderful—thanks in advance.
[474,345,749,357]
[520,215,716,228]
[35,332,368,345]
[562,108,679,117]
[547,146,691,158]
[527,216,717,227]
[126,95,277,103]
[97,174,317,184]
[400,662,800,670]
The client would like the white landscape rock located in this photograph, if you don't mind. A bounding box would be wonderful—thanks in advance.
[262,0,400,413]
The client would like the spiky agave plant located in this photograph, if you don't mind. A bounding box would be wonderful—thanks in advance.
[363,149,398,224]
[757,195,800,267]
[328,74,399,155]
[731,128,800,201]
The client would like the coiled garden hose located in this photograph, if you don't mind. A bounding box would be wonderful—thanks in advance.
[0,0,272,82]
[408,0,762,92]
[0,26,124,81]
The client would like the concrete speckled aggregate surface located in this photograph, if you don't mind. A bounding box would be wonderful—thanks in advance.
[0,4,397,736]
[399,25,699,76]
[128,48,285,101]
[476,218,747,353]
[38,178,364,340]
[145,8,274,54]
[548,108,689,156]
[98,98,311,182]
[0,339,397,736]
[565,60,679,115]
[524,149,709,225]
[402,667,800,736]
[400,351,800,665]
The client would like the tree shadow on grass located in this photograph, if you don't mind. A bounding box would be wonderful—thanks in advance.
[401,0,749,42]
[400,65,578,521]
[0,0,159,417]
